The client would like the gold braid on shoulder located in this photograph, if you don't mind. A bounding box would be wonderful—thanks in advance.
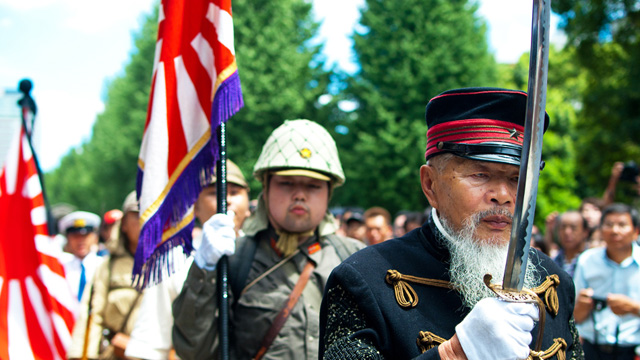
[527,338,567,360]
[385,270,561,315]
[530,274,560,316]
[417,331,446,353]
[385,270,454,308]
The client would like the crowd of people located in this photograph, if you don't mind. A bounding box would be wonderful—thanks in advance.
[49,87,640,360]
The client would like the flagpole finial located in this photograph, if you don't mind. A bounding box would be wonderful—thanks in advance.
[18,79,37,119]
[19,78,33,95]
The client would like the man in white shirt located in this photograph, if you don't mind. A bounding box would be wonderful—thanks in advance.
[58,211,103,301]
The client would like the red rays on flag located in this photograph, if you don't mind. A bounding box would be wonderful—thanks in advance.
[0,126,77,359]
[135,0,243,288]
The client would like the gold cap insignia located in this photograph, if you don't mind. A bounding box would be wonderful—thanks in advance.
[299,148,312,159]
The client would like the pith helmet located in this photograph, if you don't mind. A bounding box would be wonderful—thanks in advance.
[253,119,345,186]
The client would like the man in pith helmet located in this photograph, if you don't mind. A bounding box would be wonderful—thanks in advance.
[172,119,365,360]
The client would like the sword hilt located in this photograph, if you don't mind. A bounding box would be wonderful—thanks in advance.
[484,274,546,353]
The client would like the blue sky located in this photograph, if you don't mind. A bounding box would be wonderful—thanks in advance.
[0,0,564,172]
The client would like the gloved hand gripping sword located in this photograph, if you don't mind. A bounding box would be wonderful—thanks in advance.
[484,0,552,353]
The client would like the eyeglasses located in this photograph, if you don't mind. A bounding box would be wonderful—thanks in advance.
[601,222,633,231]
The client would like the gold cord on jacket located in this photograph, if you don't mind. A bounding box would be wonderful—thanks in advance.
[531,274,560,316]
[527,338,567,360]
[416,331,447,353]
[385,270,454,308]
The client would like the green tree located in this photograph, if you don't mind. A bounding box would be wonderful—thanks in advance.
[332,0,498,214]
[497,46,586,229]
[45,0,333,213]
[225,0,332,194]
[552,0,640,201]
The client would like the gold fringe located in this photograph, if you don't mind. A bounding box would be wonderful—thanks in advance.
[416,331,447,353]
[531,274,560,316]
[527,338,567,360]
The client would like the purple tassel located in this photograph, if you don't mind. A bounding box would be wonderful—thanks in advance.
[133,70,244,289]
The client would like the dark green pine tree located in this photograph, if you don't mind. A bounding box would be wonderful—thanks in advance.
[332,0,498,214]
[46,0,333,213]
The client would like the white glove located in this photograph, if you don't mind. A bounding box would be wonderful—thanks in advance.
[456,297,539,360]
[193,212,236,271]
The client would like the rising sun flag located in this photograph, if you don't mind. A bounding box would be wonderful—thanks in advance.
[0,121,77,358]
[135,0,244,288]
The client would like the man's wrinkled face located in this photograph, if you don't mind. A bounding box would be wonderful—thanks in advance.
[266,175,329,233]
[421,156,519,246]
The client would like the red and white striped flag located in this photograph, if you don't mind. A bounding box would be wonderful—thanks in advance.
[0,126,77,359]
[135,0,244,287]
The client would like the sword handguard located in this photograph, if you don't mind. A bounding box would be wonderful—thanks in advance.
[484,274,546,353]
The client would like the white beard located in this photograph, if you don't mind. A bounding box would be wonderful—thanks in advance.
[435,209,539,309]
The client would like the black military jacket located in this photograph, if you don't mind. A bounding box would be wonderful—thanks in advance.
[319,215,584,359]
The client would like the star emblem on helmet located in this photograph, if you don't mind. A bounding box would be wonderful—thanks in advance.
[299,148,312,159]
[509,128,521,140]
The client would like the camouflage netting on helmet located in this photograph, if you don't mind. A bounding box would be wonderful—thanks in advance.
[253,119,345,186]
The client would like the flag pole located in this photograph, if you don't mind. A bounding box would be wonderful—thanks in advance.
[216,122,230,360]
[17,79,53,234]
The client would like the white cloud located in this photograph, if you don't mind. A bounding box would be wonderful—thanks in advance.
[62,0,153,33]
[34,89,104,171]
[0,0,57,11]
[0,17,12,27]
[478,0,565,63]
[0,0,154,33]
[312,0,364,73]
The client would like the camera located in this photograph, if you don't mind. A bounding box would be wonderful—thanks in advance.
[591,296,607,311]
[620,161,639,183]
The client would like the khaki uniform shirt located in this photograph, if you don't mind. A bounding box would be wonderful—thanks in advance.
[67,226,143,360]
[172,198,365,360]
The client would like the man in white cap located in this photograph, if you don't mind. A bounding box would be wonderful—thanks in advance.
[59,211,103,300]
[172,119,365,360]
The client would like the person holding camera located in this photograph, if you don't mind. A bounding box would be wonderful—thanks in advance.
[603,161,640,206]
[573,203,640,360]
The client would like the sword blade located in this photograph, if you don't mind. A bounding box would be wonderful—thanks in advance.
[502,0,551,291]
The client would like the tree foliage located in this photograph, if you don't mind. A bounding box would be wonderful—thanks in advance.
[497,46,586,228]
[331,0,498,214]
[226,0,333,194]
[552,0,640,201]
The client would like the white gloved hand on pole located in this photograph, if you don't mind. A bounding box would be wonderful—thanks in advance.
[455,297,539,360]
[193,212,236,271]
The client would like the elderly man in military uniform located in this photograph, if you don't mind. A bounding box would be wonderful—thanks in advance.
[59,211,103,300]
[320,88,584,360]
[172,119,365,359]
